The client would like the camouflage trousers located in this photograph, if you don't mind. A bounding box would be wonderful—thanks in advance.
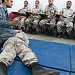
[73,24,75,30]
[15,16,26,29]
[39,19,56,29]
[57,21,73,34]
[25,17,40,28]
[0,32,38,67]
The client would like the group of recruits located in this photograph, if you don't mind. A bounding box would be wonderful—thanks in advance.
[14,0,75,38]
[0,0,60,75]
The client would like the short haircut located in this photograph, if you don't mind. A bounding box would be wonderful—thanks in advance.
[24,0,28,4]
[2,0,9,3]
[2,0,5,3]
[48,0,53,1]
[35,0,40,3]
[67,1,72,4]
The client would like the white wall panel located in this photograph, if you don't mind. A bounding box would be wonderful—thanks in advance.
[8,0,75,13]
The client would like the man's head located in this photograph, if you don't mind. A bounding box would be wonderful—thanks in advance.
[24,0,28,7]
[0,0,2,5]
[35,0,39,8]
[2,0,13,8]
[48,0,54,5]
[66,1,72,9]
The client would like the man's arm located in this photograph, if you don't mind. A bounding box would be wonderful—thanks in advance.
[0,7,12,27]
[0,7,18,27]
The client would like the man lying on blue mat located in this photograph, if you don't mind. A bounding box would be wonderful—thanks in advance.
[0,0,59,75]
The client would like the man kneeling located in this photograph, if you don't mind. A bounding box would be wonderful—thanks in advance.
[0,0,59,75]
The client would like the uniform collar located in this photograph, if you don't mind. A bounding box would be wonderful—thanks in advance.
[66,7,71,10]
[35,6,39,9]
[48,4,54,8]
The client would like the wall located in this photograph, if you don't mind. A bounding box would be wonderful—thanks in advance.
[8,0,75,13]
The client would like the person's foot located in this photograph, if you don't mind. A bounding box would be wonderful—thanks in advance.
[0,62,7,75]
[58,34,62,38]
[32,66,59,75]
[29,27,33,34]
[33,28,36,35]
[63,32,67,39]
[31,63,59,75]
[58,33,62,38]
[36,27,41,35]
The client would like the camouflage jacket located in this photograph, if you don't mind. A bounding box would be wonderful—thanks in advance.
[31,7,43,19]
[44,4,58,20]
[60,8,74,21]
[18,7,31,12]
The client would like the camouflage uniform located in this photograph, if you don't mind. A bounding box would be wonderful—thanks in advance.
[57,8,74,34]
[25,7,43,28]
[16,7,31,29]
[0,32,38,67]
[39,5,58,29]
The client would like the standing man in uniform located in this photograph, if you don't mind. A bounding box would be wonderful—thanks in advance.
[25,0,43,34]
[39,0,58,34]
[57,1,74,38]
[0,0,59,75]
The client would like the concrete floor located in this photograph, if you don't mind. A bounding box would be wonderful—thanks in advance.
[27,34,75,45]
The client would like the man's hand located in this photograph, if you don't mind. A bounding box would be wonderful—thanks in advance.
[70,20,72,22]
[19,12,24,14]
[14,30,22,33]
[51,19,55,23]
[35,18,38,20]
[59,19,63,21]
[12,19,18,26]
[27,17,30,19]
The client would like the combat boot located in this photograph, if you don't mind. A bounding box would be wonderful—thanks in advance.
[30,62,60,75]
[0,62,7,75]
[33,28,36,35]
[58,32,62,38]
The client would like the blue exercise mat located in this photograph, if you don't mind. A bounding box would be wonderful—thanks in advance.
[29,39,71,71]
[71,45,75,72]
[7,60,31,75]
[42,66,69,75]
[0,39,71,72]
[70,73,75,75]
[7,60,68,75]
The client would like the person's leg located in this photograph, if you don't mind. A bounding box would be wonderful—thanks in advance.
[15,32,38,66]
[25,18,33,33]
[16,32,59,75]
[20,17,26,31]
[33,19,39,29]
[33,19,39,34]
[0,37,16,75]
[50,21,56,30]
[49,20,56,36]
[73,23,75,36]
[0,62,7,75]
[66,22,73,38]
[25,18,33,27]
[57,21,64,37]
[57,21,64,33]
[39,19,49,34]
[66,22,73,34]
[39,19,48,29]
